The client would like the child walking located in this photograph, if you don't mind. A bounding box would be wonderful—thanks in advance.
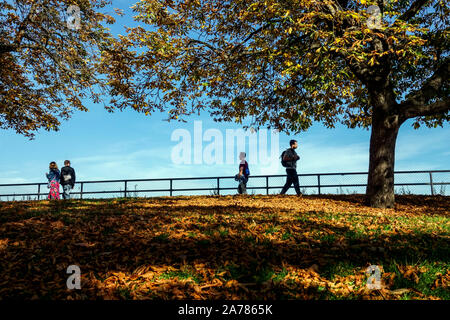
[236,152,250,194]
[46,162,60,200]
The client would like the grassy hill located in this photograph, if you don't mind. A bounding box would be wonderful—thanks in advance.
[0,194,448,300]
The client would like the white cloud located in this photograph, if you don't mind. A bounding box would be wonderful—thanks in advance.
[0,170,20,176]
[0,177,30,184]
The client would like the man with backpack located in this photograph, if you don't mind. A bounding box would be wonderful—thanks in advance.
[280,140,302,196]
[60,160,76,199]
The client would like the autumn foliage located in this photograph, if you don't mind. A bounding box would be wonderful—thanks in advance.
[1,1,448,209]
[100,0,449,208]
[0,194,448,300]
[0,0,116,138]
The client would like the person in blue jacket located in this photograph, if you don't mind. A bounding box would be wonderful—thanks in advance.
[236,152,250,194]
[46,162,60,200]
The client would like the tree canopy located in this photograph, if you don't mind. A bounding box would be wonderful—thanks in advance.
[1,0,448,207]
[0,0,116,138]
[103,0,449,132]
[102,0,449,208]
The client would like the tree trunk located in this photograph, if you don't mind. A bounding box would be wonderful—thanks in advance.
[366,96,402,208]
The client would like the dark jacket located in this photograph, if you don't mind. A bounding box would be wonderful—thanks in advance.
[239,161,250,179]
[60,166,76,187]
[46,169,60,182]
[283,148,300,170]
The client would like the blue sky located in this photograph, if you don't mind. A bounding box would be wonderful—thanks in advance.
[0,1,448,192]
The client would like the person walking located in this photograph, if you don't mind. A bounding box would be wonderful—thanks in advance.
[46,162,60,200]
[60,160,76,199]
[280,140,302,196]
[236,152,250,194]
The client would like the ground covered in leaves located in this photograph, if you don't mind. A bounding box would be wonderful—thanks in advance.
[0,194,449,300]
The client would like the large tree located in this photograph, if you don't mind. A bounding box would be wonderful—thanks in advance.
[0,0,117,138]
[102,0,449,208]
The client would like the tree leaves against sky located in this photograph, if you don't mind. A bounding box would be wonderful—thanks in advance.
[103,0,449,133]
[0,0,117,138]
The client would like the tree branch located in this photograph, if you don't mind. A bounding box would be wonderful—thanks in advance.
[0,2,40,55]
[0,43,17,54]
[397,0,430,22]
[398,58,450,119]
[186,39,219,54]
[14,2,39,46]
[230,19,282,54]
[400,97,450,119]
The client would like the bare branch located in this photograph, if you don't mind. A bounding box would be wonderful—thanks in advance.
[186,39,219,54]
[14,2,39,46]
[400,97,450,119]
[230,19,283,54]
[397,0,430,22]
[398,58,450,119]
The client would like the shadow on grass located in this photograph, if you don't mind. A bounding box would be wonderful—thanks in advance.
[0,195,448,299]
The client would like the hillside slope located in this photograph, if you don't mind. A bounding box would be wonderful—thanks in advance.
[0,194,449,300]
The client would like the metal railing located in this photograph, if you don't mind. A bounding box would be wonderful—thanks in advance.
[0,170,448,201]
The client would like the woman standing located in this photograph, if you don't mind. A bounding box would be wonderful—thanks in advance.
[46,162,60,200]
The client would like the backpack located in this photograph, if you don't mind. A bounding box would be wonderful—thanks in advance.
[281,150,289,167]
[61,167,71,183]
[245,166,250,176]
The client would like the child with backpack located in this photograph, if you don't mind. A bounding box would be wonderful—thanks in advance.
[235,152,250,194]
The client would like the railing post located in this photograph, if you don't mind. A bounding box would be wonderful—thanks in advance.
[124,180,128,198]
[80,182,84,199]
[429,172,434,196]
[217,178,220,195]
[318,175,321,195]
[37,184,40,201]
[266,176,269,195]
[170,179,173,196]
